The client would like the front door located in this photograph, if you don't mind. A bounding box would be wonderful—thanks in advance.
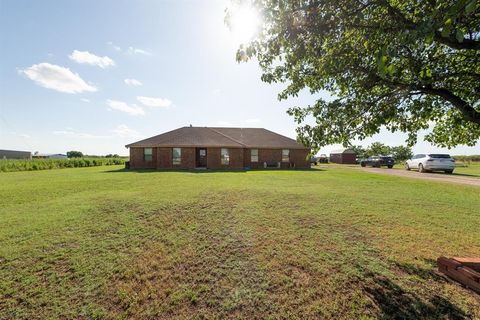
[196,148,207,168]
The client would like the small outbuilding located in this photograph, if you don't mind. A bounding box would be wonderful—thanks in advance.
[32,153,68,159]
[329,148,356,164]
[0,149,32,160]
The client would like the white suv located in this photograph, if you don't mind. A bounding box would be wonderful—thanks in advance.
[405,154,455,174]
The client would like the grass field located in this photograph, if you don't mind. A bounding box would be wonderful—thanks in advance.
[1,166,479,319]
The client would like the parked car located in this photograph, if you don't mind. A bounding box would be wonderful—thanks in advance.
[318,154,329,163]
[309,156,319,165]
[405,154,455,173]
[360,156,394,168]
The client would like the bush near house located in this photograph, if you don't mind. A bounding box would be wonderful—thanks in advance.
[0,157,126,172]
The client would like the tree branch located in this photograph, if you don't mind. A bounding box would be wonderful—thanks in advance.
[418,85,480,124]
[434,31,480,50]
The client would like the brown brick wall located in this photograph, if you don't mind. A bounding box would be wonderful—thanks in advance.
[206,148,221,169]
[157,148,172,168]
[330,153,356,164]
[129,147,157,169]
[181,148,196,169]
[129,147,310,170]
[206,148,244,169]
[289,149,310,168]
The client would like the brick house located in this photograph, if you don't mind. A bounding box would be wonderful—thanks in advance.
[125,126,310,170]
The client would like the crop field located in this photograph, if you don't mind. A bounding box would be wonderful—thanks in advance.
[0,158,126,172]
[0,166,479,319]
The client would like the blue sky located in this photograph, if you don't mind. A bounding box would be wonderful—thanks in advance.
[1,0,478,156]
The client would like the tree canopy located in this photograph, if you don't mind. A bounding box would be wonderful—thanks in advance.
[232,0,480,152]
[66,151,83,158]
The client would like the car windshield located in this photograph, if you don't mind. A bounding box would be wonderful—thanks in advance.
[428,154,451,159]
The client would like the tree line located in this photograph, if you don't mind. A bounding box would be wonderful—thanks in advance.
[349,143,413,162]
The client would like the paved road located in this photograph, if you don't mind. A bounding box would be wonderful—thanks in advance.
[356,167,480,187]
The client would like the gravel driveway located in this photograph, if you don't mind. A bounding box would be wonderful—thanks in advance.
[356,167,480,187]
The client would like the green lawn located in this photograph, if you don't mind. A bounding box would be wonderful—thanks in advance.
[1,166,479,319]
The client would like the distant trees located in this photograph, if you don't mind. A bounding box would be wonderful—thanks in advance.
[67,151,83,158]
[105,154,120,158]
[350,143,413,161]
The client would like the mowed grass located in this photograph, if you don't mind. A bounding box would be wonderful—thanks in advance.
[0,166,479,319]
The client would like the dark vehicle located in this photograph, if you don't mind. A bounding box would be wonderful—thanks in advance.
[318,154,329,163]
[360,156,394,168]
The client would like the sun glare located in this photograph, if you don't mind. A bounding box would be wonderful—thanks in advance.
[229,4,261,45]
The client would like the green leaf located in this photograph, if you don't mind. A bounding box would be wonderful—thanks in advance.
[386,64,396,76]
[441,27,450,37]
[455,29,464,42]
[465,1,477,14]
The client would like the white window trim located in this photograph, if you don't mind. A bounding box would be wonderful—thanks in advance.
[251,149,258,162]
[172,147,181,165]
[221,148,230,165]
[282,149,290,162]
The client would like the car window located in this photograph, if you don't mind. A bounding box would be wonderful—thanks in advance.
[428,154,451,158]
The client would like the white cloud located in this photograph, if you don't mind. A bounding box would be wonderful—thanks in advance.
[107,41,121,51]
[212,88,221,95]
[137,96,172,108]
[69,50,115,68]
[19,63,97,94]
[124,78,143,86]
[217,120,232,126]
[53,130,110,139]
[112,124,142,138]
[52,125,141,140]
[106,99,145,116]
[11,132,31,139]
[126,46,152,56]
[245,118,261,123]
[80,98,90,103]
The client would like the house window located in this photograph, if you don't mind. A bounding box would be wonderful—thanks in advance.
[144,148,153,162]
[221,148,230,165]
[282,149,290,162]
[251,149,258,162]
[172,148,181,165]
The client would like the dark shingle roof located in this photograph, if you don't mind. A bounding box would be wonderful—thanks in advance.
[126,127,307,149]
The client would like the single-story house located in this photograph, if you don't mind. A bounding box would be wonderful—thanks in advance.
[329,148,356,164]
[125,126,310,170]
[0,149,32,160]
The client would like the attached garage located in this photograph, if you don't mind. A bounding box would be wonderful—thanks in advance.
[329,148,356,164]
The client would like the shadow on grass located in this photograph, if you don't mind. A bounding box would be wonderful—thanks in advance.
[360,257,471,320]
[103,168,325,174]
[363,270,468,320]
[393,258,444,281]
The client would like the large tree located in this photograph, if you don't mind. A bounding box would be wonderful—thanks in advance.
[231,0,480,151]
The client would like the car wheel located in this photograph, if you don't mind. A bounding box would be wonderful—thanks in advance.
[388,165,393,169]
[419,164,425,173]
[445,170,453,174]
[314,162,317,165]
[405,163,410,171]
[361,162,366,167]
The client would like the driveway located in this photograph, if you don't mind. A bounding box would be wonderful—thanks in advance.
[355,166,480,187]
